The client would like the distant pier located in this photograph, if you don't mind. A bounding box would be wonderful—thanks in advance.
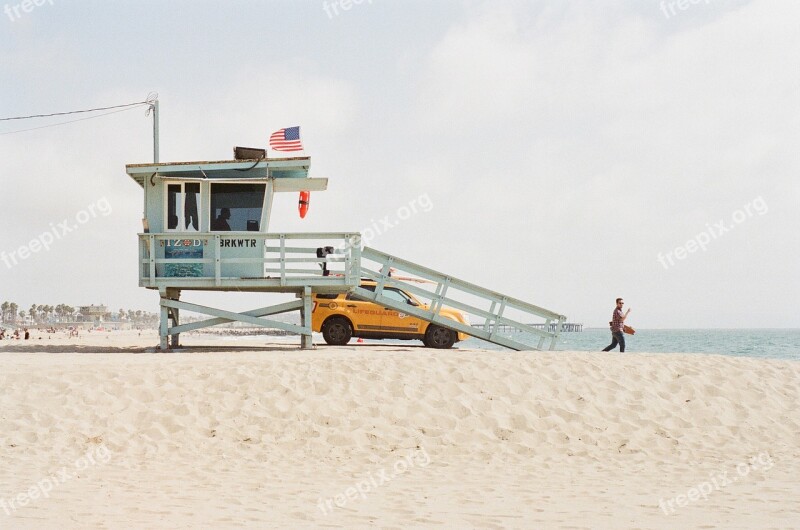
[475,322,583,332]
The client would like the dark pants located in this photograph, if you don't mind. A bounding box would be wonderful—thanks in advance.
[603,331,625,352]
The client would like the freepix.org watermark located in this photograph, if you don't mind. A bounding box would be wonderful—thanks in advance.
[317,446,430,516]
[657,196,767,270]
[660,0,713,20]
[659,452,773,515]
[1,444,111,516]
[322,0,373,19]
[334,192,433,254]
[359,192,433,247]
[4,0,54,22]
[1,197,112,270]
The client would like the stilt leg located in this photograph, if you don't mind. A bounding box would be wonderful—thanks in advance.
[159,295,169,351]
[170,289,180,348]
[300,286,314,349]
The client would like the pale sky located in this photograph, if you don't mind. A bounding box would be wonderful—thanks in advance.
[1,0,798,328]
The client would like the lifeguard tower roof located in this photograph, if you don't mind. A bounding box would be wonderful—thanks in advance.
[126,156,325,191]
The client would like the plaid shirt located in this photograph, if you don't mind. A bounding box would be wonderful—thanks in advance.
[611,307,624,332]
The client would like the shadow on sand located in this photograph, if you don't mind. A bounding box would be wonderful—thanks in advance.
[0,343,315,354]
[0,342,432,354]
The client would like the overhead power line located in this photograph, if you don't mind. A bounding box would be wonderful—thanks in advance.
[0,99,151,122]
[0,107,142,136]
[0,94,158,136]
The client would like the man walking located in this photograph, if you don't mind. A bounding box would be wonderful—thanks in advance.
[603,298,631,352]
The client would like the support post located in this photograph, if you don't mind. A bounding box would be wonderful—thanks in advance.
[300,286,314,349]
[170,290,180,348]
[159,287,179,351]
[159,295,169,350]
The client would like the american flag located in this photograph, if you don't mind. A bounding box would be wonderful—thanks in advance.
[269,126,303,152]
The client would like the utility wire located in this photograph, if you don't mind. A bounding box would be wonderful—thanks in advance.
[0,106,144,136]
[0,95,157,136]
[0,99,151,122]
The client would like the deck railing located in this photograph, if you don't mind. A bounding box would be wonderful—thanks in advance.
[138,232,361,290]
[354,247,567,351]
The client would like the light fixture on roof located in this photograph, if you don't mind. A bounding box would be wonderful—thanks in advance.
[233,146,266,160]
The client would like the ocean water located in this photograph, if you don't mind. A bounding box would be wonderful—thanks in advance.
[457,328,800,360]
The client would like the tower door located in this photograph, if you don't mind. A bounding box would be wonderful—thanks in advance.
[165,182,201,232]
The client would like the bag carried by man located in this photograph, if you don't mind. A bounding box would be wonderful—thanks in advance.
[609,320,635,335]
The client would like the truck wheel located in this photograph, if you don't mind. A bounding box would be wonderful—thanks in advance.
[322,317,353,345]
[423,324,456,349]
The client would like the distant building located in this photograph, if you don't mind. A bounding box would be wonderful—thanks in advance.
[77,305,108,326]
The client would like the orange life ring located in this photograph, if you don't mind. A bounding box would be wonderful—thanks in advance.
[298,190,310,218]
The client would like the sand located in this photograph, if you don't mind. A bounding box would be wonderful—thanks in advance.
[1,330,799,529]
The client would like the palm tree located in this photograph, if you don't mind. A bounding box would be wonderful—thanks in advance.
[1,301,8,323]
[9,303,18,323]
[29,304,37,324]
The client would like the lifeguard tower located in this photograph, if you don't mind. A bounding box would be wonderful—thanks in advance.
[77,304,108,326]
[126,152,361,350]
[126,147,568,351]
